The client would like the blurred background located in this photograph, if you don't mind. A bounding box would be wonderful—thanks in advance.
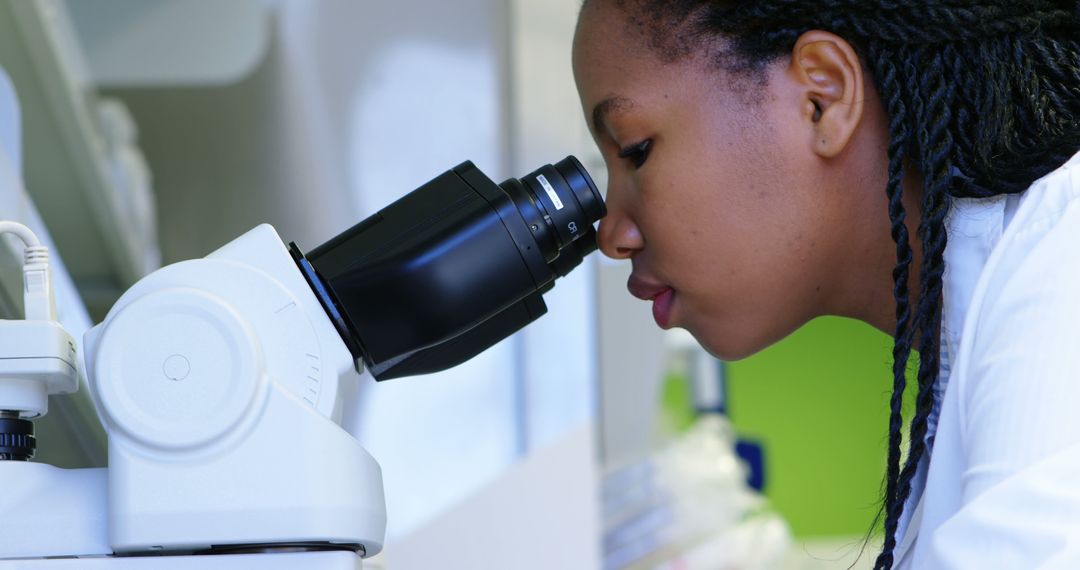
[0,1,901,568]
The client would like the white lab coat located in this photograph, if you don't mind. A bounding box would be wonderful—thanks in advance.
[894,151,1080,569]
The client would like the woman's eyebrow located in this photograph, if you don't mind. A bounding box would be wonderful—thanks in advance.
[591,96,635,135]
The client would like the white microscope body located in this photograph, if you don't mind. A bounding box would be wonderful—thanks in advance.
[0,225,386,568]
[0,154,602,568]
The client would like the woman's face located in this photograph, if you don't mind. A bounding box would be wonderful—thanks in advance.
[573,1,896,359]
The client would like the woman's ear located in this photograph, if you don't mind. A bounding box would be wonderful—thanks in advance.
[787,30,866,159]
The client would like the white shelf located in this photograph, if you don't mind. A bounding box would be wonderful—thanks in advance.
[64,0,270,88]
[0,0,161,317]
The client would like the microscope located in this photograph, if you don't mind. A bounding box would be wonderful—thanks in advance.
[0,156,604,569]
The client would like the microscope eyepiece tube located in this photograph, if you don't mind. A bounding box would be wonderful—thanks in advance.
[291,156,605,380]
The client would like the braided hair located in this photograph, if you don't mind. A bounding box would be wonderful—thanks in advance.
[591,1,1080,567]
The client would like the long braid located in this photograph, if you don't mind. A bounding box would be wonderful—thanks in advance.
[890,45,955,538]
[866,44,916,570]
[603,1,1080,567]
[866,43,956,569]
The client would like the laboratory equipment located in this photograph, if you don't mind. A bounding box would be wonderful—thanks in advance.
[0,156,604,569]
[601,341,791,570]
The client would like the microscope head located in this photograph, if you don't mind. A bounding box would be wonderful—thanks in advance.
[293,156,605,380]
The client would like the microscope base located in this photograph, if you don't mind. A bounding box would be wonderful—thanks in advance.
[0,462,110,558]
[0,551,362,569]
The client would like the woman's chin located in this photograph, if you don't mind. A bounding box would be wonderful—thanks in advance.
[687,325,766,362]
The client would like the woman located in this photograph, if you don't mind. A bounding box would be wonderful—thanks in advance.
[573,1,1080,568]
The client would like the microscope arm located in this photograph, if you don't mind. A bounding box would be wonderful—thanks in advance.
[82,224,386,555]
[0,224,384,566]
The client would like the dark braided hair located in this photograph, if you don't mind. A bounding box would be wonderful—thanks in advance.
[589,1,1080,567]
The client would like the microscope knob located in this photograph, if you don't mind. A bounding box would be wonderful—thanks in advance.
[91,287,267,453]
[0,417,34,461]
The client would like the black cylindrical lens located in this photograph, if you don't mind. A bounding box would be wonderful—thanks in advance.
[293,156,605,380]
[549,226,598,280]
[501,156,605,263]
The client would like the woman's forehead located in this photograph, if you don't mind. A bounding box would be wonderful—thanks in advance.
[574,8,672,100]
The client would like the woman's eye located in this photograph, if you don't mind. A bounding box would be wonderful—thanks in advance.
[617,139,652,169]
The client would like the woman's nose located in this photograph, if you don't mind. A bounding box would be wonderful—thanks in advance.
[597,210,644,260]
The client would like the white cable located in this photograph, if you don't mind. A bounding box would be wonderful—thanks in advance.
[0,221,75,419]
[0,221,56,321]
[0,220,41,248]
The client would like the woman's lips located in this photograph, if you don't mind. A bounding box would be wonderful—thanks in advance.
[651,288,675,329]
[627,276,676,329]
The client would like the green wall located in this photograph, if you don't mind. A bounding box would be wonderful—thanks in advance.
[725,316,904,538]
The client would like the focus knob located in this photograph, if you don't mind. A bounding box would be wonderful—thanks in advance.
[0,417,35,461]
[92,288,265,453]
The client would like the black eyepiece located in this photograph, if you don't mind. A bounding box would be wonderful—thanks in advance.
[291,156,605,380]
[498,156,605,263]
